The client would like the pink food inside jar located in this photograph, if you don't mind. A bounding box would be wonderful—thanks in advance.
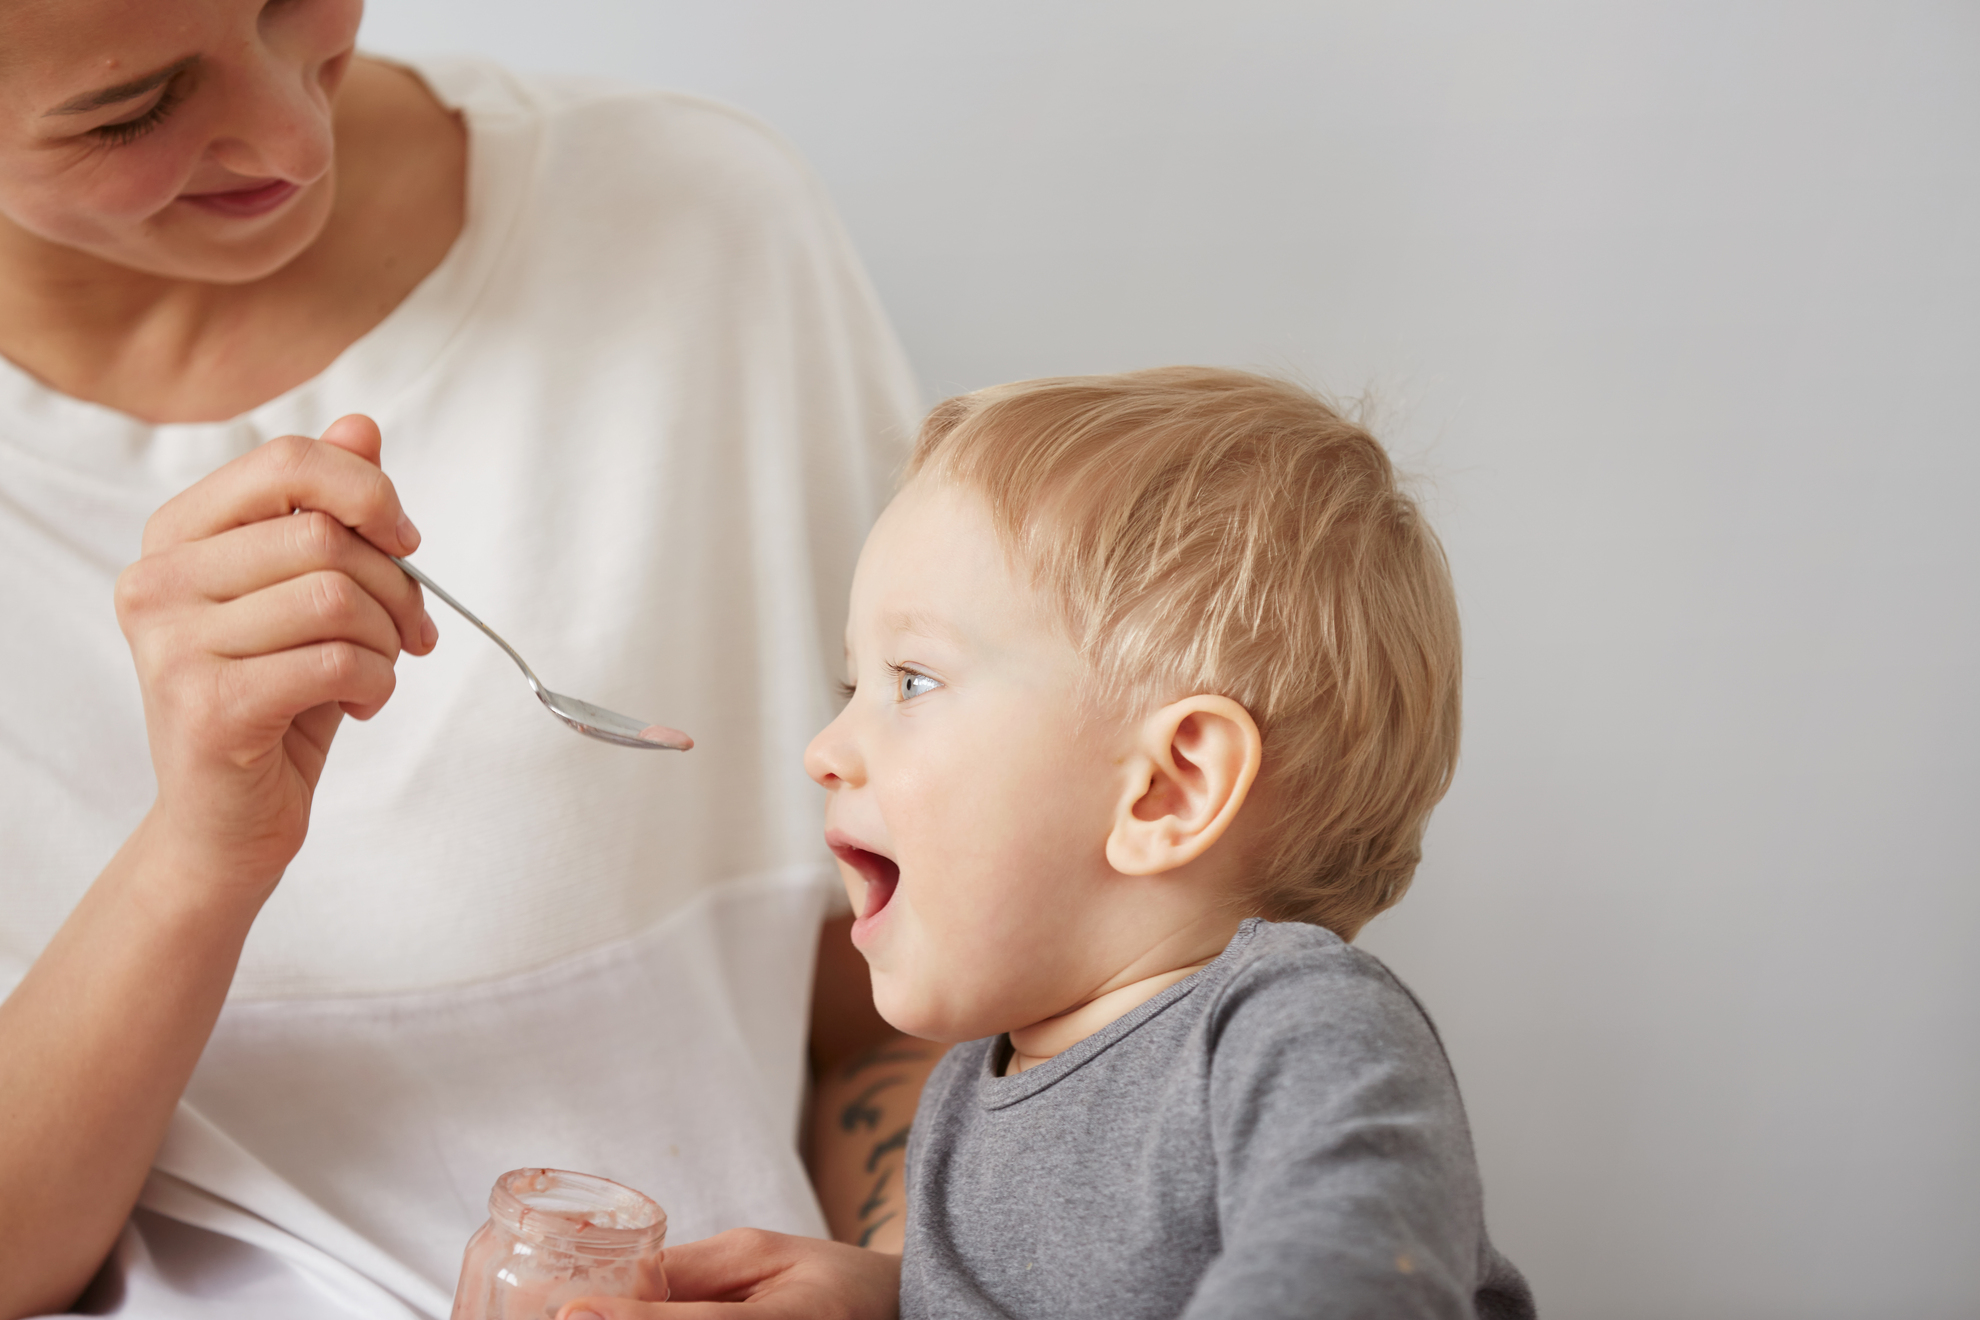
[451,1169,668,1320]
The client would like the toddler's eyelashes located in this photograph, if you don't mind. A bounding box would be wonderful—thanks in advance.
[892,666,941,701]
[835,667,942,702]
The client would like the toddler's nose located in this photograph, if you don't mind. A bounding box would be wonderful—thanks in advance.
[804,708,865,789]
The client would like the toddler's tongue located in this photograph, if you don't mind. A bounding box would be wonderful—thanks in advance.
[860,856,900,920]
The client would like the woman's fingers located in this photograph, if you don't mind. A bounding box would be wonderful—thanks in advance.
[201,570,405,669]
[219,642,400,732]
[317,413,385,466]
[650,1229,794,1300]
[170,511,435,655]
[553,1230,900,1320]
[143,643,397,781]
[142,427,420,558]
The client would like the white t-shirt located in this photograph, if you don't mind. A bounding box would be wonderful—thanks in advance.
[0,59,919,1319]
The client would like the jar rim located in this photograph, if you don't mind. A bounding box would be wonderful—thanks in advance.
[488,1168,667,1252]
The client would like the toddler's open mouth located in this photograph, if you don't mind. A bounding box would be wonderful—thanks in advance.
[829,838,900,927]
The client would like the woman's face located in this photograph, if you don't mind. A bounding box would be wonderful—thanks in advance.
[0,0,363,283]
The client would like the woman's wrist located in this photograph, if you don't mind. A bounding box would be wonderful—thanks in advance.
[111,805,287,931]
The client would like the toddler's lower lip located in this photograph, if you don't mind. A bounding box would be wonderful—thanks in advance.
[181,178,301,218]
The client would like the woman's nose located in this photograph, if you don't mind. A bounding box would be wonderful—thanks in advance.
[202,45,337,185]
[804,708,864,789]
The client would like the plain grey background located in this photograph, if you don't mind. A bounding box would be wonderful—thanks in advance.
[363,4,1979,1317]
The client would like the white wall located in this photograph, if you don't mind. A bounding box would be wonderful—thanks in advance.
[363,4,1980,1316]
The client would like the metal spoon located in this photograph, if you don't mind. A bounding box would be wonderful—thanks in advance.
[393,556,692,751]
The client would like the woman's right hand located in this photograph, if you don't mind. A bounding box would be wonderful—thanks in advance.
[114,412,435,904]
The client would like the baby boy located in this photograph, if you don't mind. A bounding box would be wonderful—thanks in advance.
[806,368,1535,1319]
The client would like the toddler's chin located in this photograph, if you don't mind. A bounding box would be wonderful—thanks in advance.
[873,981,1008,1047]
[871,979,958,1044]
[871,981,927,1039]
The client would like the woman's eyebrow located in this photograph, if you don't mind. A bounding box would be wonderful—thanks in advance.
[44,55,197,117]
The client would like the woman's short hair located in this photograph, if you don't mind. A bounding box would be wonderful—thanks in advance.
[905,366,1462,939]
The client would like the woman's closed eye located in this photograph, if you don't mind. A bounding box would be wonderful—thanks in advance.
[89,79,186,146]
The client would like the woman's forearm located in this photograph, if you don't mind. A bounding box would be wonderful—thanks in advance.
[806,1033,944,1252]
[0,812,269,1320]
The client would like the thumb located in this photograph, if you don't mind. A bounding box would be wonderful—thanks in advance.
[319,413,384,468]
[556,1302,731,1319]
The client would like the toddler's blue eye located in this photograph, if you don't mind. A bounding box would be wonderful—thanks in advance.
[897,668,941,701]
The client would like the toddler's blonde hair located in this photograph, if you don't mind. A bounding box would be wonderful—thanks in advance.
[905,367,1461,939]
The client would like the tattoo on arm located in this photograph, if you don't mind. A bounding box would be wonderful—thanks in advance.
[865,1124,911,1173]
[843,1045,930,1079]
[838,1077,905,1132]
[811,1035,940,1250]
[856,1212,898,1248]
[858,1169,893,1220]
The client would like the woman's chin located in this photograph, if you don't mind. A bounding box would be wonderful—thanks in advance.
[168,206,331,283]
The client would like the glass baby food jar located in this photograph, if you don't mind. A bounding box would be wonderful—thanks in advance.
[450,1169,668,1320]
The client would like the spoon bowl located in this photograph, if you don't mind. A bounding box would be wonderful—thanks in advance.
[542,691,692,750]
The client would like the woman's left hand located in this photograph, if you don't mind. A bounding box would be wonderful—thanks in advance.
[554,1229,898,1320]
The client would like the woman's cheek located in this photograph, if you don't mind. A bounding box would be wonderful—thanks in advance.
[98,163,194,224]
[60,137,201,227]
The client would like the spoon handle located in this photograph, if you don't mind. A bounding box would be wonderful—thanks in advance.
[392,556,544,696]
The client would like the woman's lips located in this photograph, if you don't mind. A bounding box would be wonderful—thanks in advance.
[181,178,301,218]
[832,842,900,941]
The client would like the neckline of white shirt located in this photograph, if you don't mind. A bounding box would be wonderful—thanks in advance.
[0,58,538,483]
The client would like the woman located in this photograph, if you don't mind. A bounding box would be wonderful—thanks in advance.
[0,1,927,1316]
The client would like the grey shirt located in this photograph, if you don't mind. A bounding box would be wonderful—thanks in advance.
[900,919,1534,1320]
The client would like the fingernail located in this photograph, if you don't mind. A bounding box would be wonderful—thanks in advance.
[420,613,439,650]
[565,1312,605,1320]
[396,514,421,552]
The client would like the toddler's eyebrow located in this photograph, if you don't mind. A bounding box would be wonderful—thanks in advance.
[880,607,965,647]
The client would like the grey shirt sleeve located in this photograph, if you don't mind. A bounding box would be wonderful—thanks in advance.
[1183,944,1491,1320]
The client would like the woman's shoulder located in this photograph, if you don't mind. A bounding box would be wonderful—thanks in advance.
[415,57,831,225]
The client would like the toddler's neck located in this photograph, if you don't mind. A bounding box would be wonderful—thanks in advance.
[1003,915,1245,1074]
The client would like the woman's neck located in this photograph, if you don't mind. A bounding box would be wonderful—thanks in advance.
[0,58,465,425]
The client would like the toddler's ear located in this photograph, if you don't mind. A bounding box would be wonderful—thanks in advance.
[1105,695,1262,876]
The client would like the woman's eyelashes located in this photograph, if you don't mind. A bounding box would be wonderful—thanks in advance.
[89,80,186,147]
